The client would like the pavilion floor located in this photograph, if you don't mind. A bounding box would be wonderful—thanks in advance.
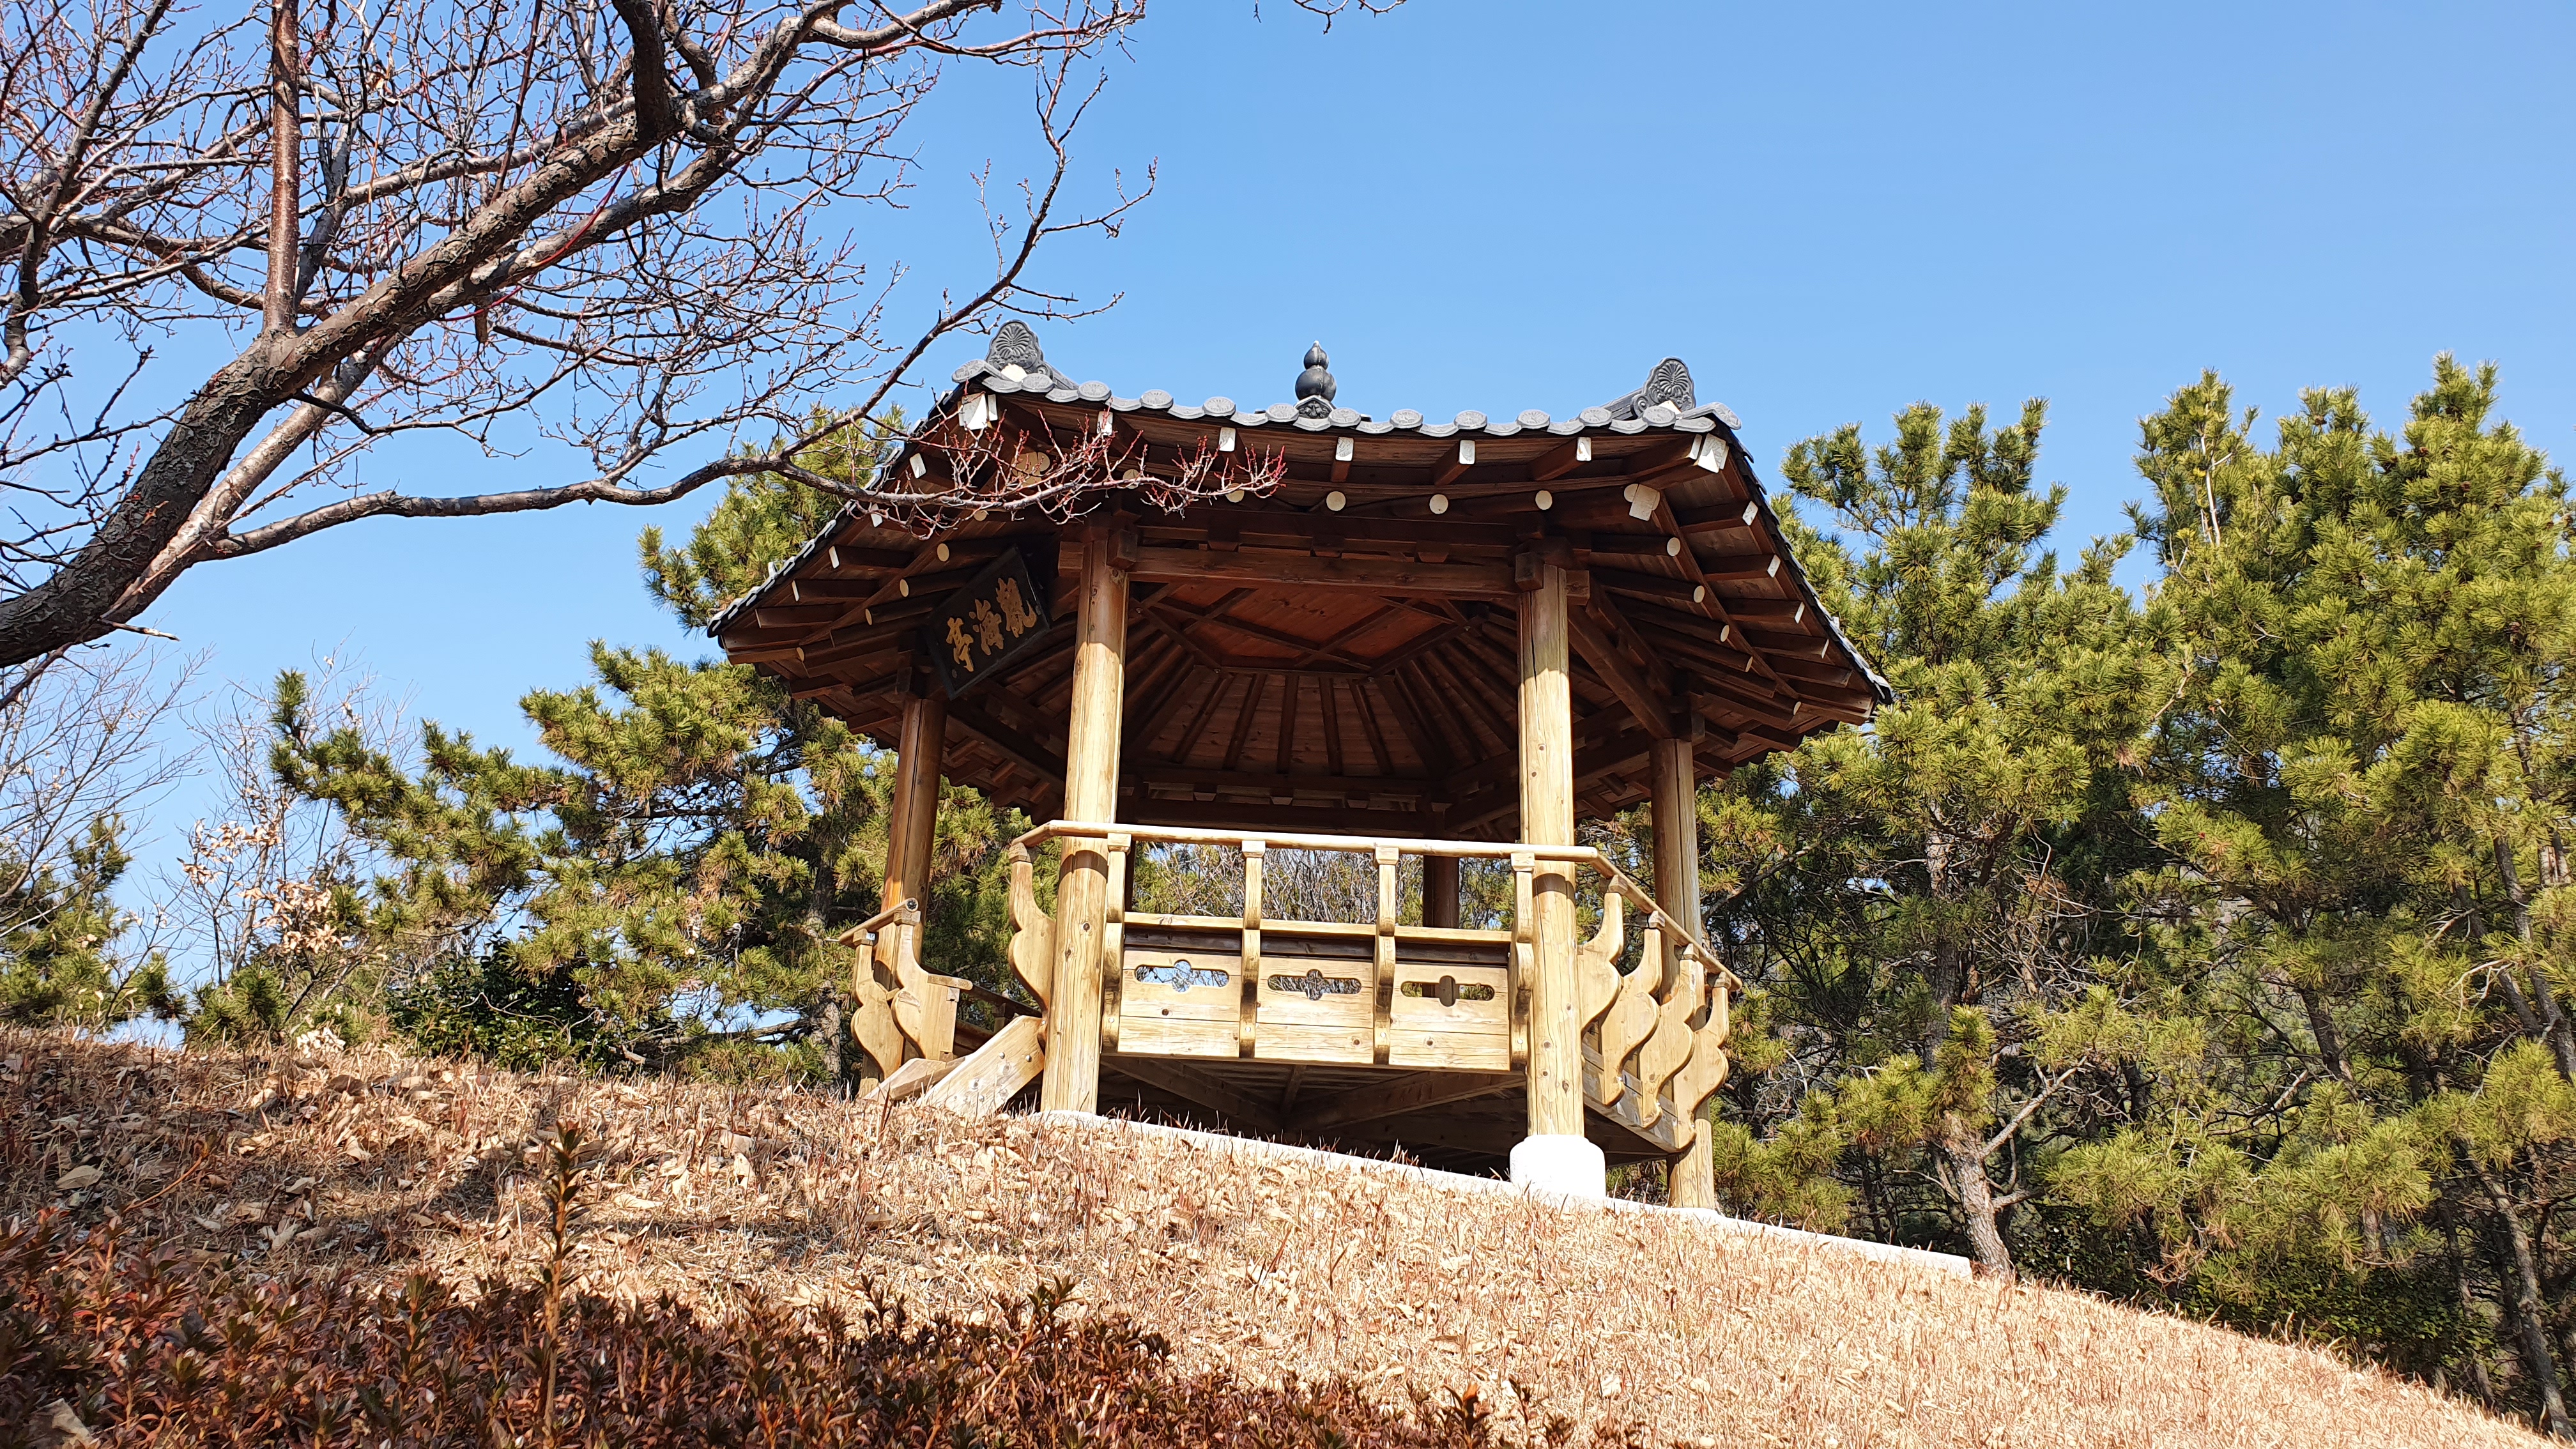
[1081,1054,1678,1178]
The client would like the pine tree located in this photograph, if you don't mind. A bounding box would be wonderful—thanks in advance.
[264,418,1027,1078]
[0,815,174,1028]
[2057,358,2576,1417]
[1707,399,2167,1276]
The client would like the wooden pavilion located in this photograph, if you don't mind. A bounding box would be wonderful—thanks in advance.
[711,325,1887,1200]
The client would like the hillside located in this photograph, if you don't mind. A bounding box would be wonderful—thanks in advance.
[3,1031,2543,1448]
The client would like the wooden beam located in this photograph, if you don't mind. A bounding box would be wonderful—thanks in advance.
[1174,512,1524,552]
[1699,556,1785,586]
[1126,762,1433,799]
[945,698,1066,783]
[1105,1055,1282,1131]
[1430,438,1476,489]
[1294,1070,1519,1132]
[1120,796,1439,833]
[1673,499,1761,536]
[822,544,917,573]
[1528,434,1593,483]
[1740,627,1833,660]
[1221,673,1267,774]
[1592,567,1706,610]
[1121,546,1519,601]
[1568,606,1675,741]
[1381,666,1460,777]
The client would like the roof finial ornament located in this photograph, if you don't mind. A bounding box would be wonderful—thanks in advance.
[1600,356,1701,422]
[983,320,1073,389]
[1293,342,1337,418]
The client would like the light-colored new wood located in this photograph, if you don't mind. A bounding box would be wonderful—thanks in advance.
[877,693,948,1055]
[1388,962,1512,1070]
[1118,945,1242,1059]
[1651,735,1719,1208]
[1372,843,1400,1064]
[1649,736,1703,940]
[1098,836,1131,1052]
[1574,892,1624,1030]
[1520,558,1583,1138]
[847,963,905,1082]
[1671,1117,1715,1211]
[1632,957,1705,1124]
[1592,921,1660,1105]
[921,1014,1046,1119]
[1040,524,1127,1113]
[1668,985,1733,1121]
[882,692,947,953]
[861,1054,956,1105]
[1006,844,1053,1009]
[1579,1042,1694,1153]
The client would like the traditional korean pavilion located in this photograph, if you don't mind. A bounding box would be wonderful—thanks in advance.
[712,325,1885,1200]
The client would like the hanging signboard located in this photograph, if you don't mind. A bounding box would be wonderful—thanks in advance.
[924,548,1053,697]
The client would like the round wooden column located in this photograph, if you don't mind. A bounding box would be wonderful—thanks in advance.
[1422,855,1461,930]
[1513,558,1600,1195]
[881,690,947,930]
[1650,734,1717,1208]
[1040,524,1128,1114]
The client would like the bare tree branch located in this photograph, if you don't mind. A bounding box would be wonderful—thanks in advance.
[0,0,1237,665]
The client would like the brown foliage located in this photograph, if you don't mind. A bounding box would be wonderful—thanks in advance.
[0,1030,2549,1448]
[0,1215,1573,1447]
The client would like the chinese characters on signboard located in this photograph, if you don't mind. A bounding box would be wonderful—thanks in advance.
[924,548,1053,696]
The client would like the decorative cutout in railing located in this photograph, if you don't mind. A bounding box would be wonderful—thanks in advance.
[1399,976,1497,1006]
[1009,818,1738,1140]
[1137,962,1230,993]
[1269,968,1363,1001]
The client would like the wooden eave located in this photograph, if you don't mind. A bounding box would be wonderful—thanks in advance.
[712,373,1887,836]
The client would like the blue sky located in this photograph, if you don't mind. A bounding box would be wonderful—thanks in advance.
[112,0,2576,903]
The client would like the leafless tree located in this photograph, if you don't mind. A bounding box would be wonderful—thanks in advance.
[0,0,1166,666]
[0,641,199,915]
[154,652,404,995]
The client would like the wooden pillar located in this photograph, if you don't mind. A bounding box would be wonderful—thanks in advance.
[1514,556,1598,1194]
[882,690,947,924]
[1652,735,1716,1209]
[1423,854,1461,930]
[1040,523,1128,1114]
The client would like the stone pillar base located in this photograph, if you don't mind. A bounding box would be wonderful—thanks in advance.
[1509,1133,1606,1200]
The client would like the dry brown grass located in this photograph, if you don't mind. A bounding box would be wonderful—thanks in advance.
[4,1029,2543,1448]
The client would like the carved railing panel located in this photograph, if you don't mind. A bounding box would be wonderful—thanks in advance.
[1002,819,1739,1142]
[838,898,971,1080]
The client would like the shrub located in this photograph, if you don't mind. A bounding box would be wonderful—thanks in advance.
[0,1130,1601,1448]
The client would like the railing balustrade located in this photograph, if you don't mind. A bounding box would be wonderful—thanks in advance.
[1001,818,1738,1149]
[838,898,972,1076]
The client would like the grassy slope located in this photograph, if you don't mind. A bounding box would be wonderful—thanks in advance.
[2,1031,2541,1449]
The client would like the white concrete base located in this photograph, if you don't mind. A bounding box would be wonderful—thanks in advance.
[1509,1133,1606,1200]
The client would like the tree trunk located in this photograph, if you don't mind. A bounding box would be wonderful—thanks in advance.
[815,995,842,1094]
[2497,838,2576,1082]
[1946,1137,2015,1279]
[2439,1200,2501,1409]
[2295,984,2355,1084]
[2467,1149,2572,1438]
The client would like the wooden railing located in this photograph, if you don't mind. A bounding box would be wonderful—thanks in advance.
[838,898,973,1077]
[1004,820,1738,1149]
